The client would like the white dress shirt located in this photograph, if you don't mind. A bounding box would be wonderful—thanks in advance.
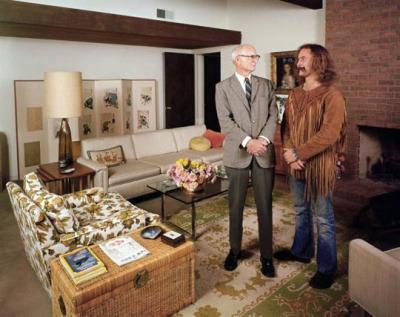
[235,72,270,148]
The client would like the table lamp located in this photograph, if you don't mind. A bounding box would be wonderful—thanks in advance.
[44,71,83,169]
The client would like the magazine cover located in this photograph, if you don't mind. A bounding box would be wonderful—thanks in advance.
[99,236,150,266]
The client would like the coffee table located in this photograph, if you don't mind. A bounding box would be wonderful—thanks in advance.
[51,226,195,317]
[147,178,229,240]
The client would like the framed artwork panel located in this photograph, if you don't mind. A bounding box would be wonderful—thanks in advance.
[270,50,298,94]
[131,80,157,133]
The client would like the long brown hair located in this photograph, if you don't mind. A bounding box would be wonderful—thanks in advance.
[297,44,337,85]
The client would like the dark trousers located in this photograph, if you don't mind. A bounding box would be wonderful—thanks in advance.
[225,160,275,259]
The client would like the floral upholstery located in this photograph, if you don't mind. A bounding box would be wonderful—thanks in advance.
[24,172,79,234]
[6,173,159,297]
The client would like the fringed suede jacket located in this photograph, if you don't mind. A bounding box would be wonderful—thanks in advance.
[282,85,347,200]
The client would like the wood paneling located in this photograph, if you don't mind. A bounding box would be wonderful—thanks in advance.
[280,0,323,10]
[0,0,241,49]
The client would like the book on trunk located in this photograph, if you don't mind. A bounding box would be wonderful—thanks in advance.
[60,247,107,284]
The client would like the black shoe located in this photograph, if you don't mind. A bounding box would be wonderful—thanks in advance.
[273,249,311,263]
[260,257,276,277]
[224,249,240,271]
[309,271,335,289]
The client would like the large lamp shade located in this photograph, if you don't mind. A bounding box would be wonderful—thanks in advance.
[44,71,83,169]
[44,71,83,118]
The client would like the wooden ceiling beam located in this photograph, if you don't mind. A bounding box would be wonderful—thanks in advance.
[0,0,241,49]
[280,0,323,10]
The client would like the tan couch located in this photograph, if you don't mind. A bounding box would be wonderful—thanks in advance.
[77,125,223,199]
[349,239,400,316]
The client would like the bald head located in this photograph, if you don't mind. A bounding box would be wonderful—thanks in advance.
[231,44,259,76]
[231,44,256,62]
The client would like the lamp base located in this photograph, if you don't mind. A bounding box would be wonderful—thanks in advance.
[58,118,73,169]
[58,159,73,169]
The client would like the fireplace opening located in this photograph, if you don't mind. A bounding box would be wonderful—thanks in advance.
[359,126,400,184]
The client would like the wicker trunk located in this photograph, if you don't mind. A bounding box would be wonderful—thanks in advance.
[51,228,195,317]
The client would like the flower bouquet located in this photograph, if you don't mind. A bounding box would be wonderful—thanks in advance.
[167,158,217,192]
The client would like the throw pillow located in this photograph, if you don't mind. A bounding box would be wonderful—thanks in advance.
[203,129,225,148]
[23,172,45,195]
[189,136,211,152]
[30,189,79,234]
[87,145,126,167]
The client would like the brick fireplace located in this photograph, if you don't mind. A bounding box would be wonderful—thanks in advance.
[326,0,400,204]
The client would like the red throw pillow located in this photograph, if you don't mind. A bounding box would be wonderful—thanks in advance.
[203,129,225,148]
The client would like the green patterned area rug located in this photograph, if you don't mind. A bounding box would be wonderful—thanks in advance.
[170,188,352,317]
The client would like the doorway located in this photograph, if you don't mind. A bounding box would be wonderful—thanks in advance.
[204,52,221,131]
[164,52,195,128]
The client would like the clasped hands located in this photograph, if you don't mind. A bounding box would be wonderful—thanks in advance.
[283,148,305,171]
[246,138,268,156]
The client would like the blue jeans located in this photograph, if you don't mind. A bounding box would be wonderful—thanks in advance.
[289,176,337,275]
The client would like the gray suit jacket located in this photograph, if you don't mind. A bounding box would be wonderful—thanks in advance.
[216,74,277,169]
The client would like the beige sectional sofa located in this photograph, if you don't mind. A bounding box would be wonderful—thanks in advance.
[77,125,223,199]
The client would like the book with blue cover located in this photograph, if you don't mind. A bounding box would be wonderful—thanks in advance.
[64,248,99,273]
[60,247,107,283]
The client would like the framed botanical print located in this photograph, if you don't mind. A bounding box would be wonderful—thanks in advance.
[131,80,157,133]
[270,50,298,94]
[14,81,48,178]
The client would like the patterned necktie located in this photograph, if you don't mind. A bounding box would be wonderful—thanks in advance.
[245,77,252,106]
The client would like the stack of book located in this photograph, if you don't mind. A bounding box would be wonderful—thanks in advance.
[60,247,107,285]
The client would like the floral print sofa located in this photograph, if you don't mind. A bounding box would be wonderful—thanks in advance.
[6,172,159,296]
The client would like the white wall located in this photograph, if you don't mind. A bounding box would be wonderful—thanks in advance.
[0,37,191,179]
[2,0,325,180]
[222,0,325,80]
[15,0,229,29]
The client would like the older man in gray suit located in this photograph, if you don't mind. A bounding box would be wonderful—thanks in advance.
[216,44,277,277]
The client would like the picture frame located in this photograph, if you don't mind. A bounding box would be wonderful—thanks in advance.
[14,80,48,179]
[270,50,298,94]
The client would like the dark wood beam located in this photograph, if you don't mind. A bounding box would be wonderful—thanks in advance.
[0,0,241,49]
[280,0,323,10]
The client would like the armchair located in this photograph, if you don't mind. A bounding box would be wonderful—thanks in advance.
[349,239,400,317]
[7,172,159,296]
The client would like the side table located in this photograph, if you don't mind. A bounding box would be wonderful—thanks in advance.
[37,162,95,195]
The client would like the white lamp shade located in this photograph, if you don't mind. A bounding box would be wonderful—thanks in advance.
[44,71,83,118]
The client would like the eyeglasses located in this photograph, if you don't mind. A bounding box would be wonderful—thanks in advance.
[238,54,260,61]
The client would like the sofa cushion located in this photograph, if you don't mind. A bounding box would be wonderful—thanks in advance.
[189,136,211,151]
[203,129,225,148]
[107,159,160,187]
[75,204,159,246]
[30,189,79,234]
[81,135,136,160]
[72,191,149,227]
[199,148,224,163]
[63,187,106,208]
[172,124,207,151]
[132,130,177,158]
[87,145,126,167]
[139,152,200,173]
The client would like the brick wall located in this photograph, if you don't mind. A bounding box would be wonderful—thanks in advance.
[326,0,400,177]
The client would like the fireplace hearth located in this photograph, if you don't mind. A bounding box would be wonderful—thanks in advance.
[359,126,400,185]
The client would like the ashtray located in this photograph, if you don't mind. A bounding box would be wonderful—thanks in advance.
[140,226,163,240]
